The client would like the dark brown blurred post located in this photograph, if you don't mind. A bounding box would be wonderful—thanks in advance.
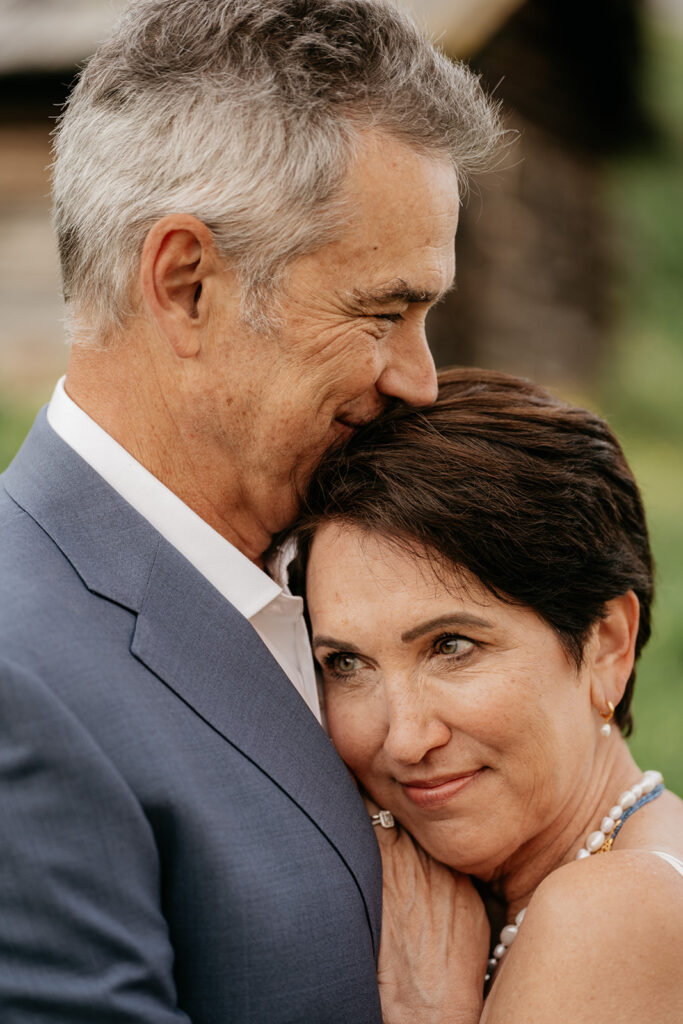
[425,0,651,389]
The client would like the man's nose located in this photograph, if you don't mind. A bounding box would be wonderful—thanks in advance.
[381,686,451,766]
[376,324,438,407]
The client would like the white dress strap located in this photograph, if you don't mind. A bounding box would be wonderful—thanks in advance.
[650,850,683,877]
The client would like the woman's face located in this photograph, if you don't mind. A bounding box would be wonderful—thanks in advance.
[306,522,598,877]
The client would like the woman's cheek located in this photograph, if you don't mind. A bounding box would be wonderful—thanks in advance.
[326,691,382,777]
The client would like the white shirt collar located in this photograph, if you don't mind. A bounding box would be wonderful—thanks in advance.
[46,377,282,619]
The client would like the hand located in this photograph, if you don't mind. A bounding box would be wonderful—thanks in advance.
[368,798,489,1024]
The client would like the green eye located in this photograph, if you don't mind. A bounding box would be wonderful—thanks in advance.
[330,653,361,674]
[435,636,473,658]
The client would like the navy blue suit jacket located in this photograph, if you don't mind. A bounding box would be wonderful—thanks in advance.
[0,411,383,1023]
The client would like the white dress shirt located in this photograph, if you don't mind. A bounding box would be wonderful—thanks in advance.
[47,378,321,721]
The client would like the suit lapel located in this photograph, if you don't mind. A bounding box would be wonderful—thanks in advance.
[3,412,382,952]
[131,539,381,948]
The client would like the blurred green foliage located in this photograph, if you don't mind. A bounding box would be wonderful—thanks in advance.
[601,26,683,795]
[0,395,36,470]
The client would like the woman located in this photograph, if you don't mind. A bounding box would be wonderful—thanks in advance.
[290,368,683,1023]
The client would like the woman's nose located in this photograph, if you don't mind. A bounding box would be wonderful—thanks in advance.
[382,687,452,766]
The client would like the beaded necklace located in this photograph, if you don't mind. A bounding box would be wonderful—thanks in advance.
[484,770,665,987]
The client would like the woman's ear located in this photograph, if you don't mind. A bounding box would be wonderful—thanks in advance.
[139,214,220,358]
[588,590,640,713]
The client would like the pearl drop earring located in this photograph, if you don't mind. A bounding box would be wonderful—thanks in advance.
[599,700,615,737]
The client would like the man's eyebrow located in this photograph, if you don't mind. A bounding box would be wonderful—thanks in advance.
[400,613,494,644]
[348,277,455,309]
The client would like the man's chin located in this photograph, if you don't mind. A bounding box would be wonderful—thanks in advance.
[281,414,382,530]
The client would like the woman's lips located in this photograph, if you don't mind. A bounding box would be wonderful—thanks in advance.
[400,769,482,809]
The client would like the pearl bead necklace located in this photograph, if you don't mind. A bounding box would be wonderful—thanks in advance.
[484,770,664,987]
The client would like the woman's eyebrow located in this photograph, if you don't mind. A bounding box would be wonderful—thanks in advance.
[312,635,362,653]
[401,614,494,644]
[313,614,494,651]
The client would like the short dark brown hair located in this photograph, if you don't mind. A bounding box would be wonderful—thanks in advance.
[290,368,654,735]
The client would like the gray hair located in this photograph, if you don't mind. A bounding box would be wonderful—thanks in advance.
[52,0,502,343]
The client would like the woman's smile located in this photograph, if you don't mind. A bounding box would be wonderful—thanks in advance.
[400,769,485,809]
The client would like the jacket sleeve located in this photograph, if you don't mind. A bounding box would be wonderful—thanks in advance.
[0,659,193,1023]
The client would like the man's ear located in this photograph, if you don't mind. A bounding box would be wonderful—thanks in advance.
[588,590,640,713]
[139,214,221,358]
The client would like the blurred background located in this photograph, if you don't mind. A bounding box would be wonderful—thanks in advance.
[0,0,681,791]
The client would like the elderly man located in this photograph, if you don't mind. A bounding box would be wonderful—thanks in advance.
[0,1,498,1021]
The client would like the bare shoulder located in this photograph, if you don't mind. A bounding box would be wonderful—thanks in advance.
[482,851,683,1024]
[531,846,683,925]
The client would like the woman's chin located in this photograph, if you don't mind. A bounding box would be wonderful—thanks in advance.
[399,817,490,874]
[395,804,522,878]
